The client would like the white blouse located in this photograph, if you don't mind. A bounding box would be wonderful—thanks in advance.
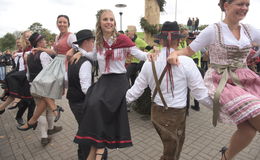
[190,21,260,52]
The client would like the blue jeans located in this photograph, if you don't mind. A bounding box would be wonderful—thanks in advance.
[0,66,5,80]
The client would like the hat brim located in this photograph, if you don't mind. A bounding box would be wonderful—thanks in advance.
[154,33,186,40]
[187,37,196,40]
[73,36,95,44]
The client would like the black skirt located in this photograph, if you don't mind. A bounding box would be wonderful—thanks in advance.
[74,73,133,149]
[5,70,32,99]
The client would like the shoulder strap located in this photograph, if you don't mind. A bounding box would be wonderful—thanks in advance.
[215,23,223,45]
[151,59,168,109]
[241,24,253,42]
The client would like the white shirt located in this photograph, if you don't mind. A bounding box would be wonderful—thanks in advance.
[14,52,25,71]
[82,37,148,75]
[78,48,92,94]
[14,51,30,71]
[126,47,212,108]
[39,52,53,68]
[190,21,260,52]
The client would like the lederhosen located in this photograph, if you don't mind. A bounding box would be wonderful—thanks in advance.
[150,58,187,160]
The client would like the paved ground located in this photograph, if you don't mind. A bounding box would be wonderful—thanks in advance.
[0,95,260,160]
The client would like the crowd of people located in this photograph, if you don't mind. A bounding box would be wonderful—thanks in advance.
[187,17,200,32]
[0,0,260,160]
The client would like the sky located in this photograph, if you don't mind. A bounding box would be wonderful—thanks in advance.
[0,0,260,38]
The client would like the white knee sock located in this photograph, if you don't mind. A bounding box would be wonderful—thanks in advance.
[38,116,48,138]
[46,109,54,130]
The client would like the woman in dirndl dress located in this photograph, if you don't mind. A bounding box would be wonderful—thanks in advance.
[0,31,33,115]
[168,0,260,159]
[72,9,152,160]
[17,15,76,130]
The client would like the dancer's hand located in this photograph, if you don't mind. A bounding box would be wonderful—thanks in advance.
[167,51,180,65]
[69,51,82,64]
[31,47,42,55]
[147,46,160,61]
[66,48,74,62]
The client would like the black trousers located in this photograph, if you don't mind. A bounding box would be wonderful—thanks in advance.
[187,59,205,109]
[126,61,144,86]
[69,101,90,160]
[15,98,35,121]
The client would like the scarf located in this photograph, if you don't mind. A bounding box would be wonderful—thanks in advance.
[103,34,135,72]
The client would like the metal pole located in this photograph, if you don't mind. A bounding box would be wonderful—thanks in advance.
[119,12,123,31]
[175,0,178,21]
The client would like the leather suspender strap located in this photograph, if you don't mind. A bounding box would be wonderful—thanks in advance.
[152,65,167,100]
[151,60,168,110]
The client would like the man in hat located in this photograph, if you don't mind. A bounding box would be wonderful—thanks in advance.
[126,21,212,160]
[66,29,94,160]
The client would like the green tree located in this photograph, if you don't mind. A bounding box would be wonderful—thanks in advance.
[0,33,16,51]
[29,22,43,33]
[13,31,22,39]
[198,25,209,31]
[28,22,56,43]
[41,28,56,42]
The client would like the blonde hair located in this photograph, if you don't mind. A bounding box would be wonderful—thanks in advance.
[95,9,118,50]
[20,30,32,50]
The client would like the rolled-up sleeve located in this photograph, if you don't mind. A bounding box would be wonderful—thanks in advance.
[129,46,148,61]
[189,24,215,53]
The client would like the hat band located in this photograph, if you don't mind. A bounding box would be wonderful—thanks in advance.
[35,35,43,42]
[162,31,180,34]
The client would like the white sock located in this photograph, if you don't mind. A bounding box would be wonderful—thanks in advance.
[38,116,48,138]
[46,108,54,130]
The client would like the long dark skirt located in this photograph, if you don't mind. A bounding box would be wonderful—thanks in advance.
[5,70,32,99]
[74,73,133,149]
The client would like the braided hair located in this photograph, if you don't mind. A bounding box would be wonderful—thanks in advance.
[95,9,118,50]
[218,0,234,11]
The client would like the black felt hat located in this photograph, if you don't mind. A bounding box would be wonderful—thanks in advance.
[155,21,185,40]
[187,32,196,40]
[73,29,95,44]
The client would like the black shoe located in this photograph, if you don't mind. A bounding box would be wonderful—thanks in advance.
[8,102,19,110]
[220,146,228,160]
[0,109,5,115]
[47,126,62,135]
[191,105,200,111]
[17,122,38,131]
[15,117,25,125]
[41,137,51,146]
[53,106,64,122]
[96,148,108,160]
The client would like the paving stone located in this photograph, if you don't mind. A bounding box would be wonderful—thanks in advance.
[0,93,259,160]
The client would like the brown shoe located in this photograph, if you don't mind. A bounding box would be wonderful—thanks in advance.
[41,137,51,146]
[47,126,62,135]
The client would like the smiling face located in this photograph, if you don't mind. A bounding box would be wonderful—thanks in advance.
[99,10,116,36]
[57,16,69,34]
[224,0,250,22]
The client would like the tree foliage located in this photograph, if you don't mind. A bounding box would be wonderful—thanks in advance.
[29,22,56,42]
[29,22,43,33]
[0,33,16,51]
[198,25,209,31]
